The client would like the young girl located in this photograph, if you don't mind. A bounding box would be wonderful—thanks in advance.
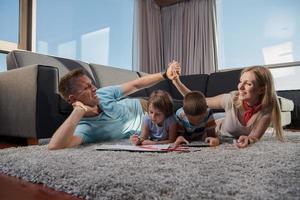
[172,64,283,148]
[130,90,177,145]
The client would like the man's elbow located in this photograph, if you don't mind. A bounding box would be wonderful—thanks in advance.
[48,137,81,150]
[47,142,64,150]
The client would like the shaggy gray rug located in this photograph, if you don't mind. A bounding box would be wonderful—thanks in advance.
[0,131,299,200]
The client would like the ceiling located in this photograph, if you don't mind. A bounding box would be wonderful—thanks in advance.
[154,0,186,7]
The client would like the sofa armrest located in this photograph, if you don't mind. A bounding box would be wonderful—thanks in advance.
[0,65,39,138]
[0,65,65,139]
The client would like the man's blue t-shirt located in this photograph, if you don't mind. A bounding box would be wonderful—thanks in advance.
[74,86,145,143]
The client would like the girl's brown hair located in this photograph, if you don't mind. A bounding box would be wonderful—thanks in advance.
[148,90,174,117]
[59,69,86,101]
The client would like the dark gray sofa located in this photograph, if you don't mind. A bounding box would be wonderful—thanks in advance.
[0,50,294,143]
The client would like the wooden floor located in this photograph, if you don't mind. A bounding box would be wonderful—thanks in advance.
[0,143,83,200]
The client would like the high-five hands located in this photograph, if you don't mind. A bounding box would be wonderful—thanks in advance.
[167,60,181,80]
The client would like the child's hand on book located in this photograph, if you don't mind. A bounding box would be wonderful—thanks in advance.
[205,137,220,147]
[174,136,189,147]
[130,134,142,146]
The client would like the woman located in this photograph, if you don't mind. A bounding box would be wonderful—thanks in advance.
[172,65,283,148]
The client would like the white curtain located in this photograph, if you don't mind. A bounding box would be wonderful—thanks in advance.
[133,0,164,73]
[133,0,217,75]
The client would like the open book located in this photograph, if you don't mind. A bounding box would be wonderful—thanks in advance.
[95,144,190,152]
[185,141,210,147]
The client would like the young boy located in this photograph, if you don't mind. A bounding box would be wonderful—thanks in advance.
[175,91,219,147]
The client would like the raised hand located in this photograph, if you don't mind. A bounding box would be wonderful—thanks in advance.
[167,60,181,80]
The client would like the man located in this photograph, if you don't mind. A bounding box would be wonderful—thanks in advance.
[48,63,179,150]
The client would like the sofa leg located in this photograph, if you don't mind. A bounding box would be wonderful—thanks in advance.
[27,138,38,145]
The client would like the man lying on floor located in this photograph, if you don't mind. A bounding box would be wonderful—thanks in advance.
[48,62,180,150]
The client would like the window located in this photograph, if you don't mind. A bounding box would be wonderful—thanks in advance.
[0,0,19,56]
[0,53,7,72]
[0,0,19,72]
[36,0,134,70]
[0,0,19,43]
[216,0,300,69]
[270,65,300,91]
[216,0,300,90]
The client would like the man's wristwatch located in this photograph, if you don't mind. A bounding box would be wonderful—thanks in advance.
[161,71,169,80]
[161,71,169,79]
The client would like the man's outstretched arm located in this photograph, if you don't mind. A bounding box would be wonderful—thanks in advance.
[121,62,180,96]
[121,72,164,96]
[48,106,84,150]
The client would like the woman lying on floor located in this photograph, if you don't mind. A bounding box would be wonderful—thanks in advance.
[171,63,283,148]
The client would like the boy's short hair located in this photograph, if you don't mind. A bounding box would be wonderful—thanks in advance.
[183,91,207,116]
[59,69,86,101]
[148,90,174,117]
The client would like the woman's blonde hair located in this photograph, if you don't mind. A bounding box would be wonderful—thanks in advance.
[233,66,283,140]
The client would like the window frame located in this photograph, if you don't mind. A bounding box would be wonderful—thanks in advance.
[0,0,35,54]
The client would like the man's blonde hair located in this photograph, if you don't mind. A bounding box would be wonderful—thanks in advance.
[58,69,86,101]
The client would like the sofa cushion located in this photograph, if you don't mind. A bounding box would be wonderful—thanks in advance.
[144,79,171,97]
[136,72,172,98]
[89,63,147,97]
[206,69,242,97]
[6,50,96,83]
[170,74,209,100]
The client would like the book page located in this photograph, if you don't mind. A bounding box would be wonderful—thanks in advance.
[95,144,171,152]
